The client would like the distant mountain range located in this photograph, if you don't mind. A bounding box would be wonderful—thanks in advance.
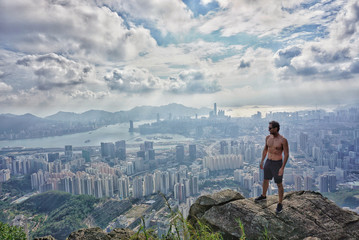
[0,104,211,140]
[45,103,211,123]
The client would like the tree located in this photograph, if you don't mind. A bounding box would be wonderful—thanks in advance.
[0,221,26,240]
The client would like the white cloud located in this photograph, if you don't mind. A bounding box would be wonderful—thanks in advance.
[198,0,329,37]
[0,82,12,92]
[274,0,359,81]
[104,67,164,93]
[96,0,195,35]
[69,90,109,99]
[16,53,94,91]
[167,69,221,94]
[0,0,157,62]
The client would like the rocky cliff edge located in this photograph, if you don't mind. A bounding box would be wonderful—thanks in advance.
[187,189,359,240]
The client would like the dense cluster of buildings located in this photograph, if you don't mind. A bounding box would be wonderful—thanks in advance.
[1,104,359,234]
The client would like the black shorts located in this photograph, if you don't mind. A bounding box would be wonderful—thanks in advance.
[264,159,283,184]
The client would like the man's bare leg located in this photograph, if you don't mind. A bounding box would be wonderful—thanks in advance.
[262,179,269,196]
[277,183,284,203]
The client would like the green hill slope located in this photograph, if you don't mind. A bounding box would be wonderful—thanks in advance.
[1,191,133,240]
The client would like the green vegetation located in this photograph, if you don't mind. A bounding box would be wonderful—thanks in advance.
[90,199,132,228]
[1,175,32,197]
[0,221,26,240]
[29,192,99,240]
[323,189,359,208]
[16,191,72,213]
[2,191,133,240]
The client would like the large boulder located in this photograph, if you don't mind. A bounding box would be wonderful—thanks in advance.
[188,189,245,226]
[188,190,359,240]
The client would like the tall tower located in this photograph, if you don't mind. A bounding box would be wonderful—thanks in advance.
[65,145,73,161]
[189,144,196,161]
[129,120,134,132]
[176,145,185,162]
[214,103,217,116]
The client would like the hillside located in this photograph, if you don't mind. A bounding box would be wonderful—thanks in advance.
[29,189,359,239]
[1,191,132,240]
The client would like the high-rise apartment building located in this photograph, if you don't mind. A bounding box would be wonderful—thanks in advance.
[220,141,228,155]
[118,177,129,199]
[143,174,154,196]
[319,175,328,193]
[132,177,143,199]
[304,176,314,191]
[0,169,10,182]
[294,175,302,191]
[328,175,336,192]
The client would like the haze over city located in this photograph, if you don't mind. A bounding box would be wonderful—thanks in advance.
[0,0,358,116]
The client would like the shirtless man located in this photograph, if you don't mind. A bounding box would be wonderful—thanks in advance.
[255,121,289,214]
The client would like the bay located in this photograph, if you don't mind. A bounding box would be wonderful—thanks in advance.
[0,120,193,149]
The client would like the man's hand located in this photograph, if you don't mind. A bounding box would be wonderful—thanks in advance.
[260,161,264,169]
[278,167,284,176]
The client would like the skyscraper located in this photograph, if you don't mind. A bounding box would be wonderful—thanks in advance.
[115,140,126,160]
[101,142,115,158]
[82,150,91,162]
[129,120,134,132]
[176,145,185,162]
[304,176,314,191]
[319,175,328,193]
[214,103,217,116]
[65,145,73,161]
[118,177,129,199]
[220,141,228,155]
[328,175,336,192]
[189,144,196,161]
[132,177,143,199]
[294,175,302,191]
[143,174,154,196]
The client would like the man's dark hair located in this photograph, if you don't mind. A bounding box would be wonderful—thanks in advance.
[269,121,280,131]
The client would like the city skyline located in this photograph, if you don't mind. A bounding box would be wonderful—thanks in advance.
[1,0,359,116]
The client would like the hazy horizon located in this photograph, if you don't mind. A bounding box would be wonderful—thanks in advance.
[1,0,359,116]
[0,102,344,119]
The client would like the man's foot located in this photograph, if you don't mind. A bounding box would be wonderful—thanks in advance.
[255,195,267,202]
[276,203,283,213]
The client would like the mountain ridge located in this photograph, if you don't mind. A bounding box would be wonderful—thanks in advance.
[0,103,211,140]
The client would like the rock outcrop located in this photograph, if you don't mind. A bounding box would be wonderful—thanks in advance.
[187,190,359,240]
[34,236,56,240]
[66,227,138,240]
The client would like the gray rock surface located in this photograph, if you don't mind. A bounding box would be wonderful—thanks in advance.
[188,189,245,226]
[188,190,359,240]
[66,227,138,240]
[34,236,56,240]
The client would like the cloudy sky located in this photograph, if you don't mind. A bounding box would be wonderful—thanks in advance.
[0,0,358,116]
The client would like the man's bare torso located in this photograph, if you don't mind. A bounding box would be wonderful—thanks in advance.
[266,134,285,161]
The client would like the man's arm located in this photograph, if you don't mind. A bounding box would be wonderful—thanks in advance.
[260,136,269,169]
[278,138,289,176]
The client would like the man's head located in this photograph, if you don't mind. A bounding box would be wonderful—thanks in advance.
[269,121,280,134]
